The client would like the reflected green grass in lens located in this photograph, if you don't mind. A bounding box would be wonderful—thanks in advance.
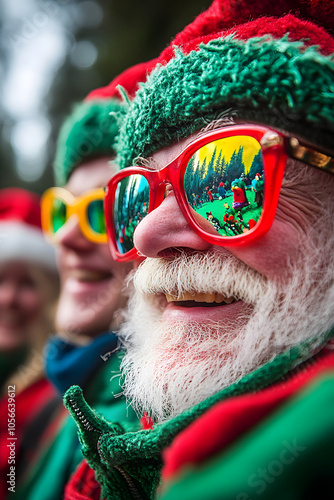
[52,199,67,234]
[88,200,106,234]
[194,191,262,236]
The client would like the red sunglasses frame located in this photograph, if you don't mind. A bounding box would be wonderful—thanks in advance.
[105,124,297,261]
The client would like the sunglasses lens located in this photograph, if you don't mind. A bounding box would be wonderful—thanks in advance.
[88,199,106,235]
[114,174,149,254]
[184,135,264,238]
[51,198,67,235]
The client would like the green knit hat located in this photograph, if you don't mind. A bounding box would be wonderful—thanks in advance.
[53,60,157,185]
[116,0,334,169]
[54,99,125,186]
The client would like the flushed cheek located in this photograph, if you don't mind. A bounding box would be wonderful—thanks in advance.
[19,289,42,319]
[227,218,302,281]
[110,262,132,285]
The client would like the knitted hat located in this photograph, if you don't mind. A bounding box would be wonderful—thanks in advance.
[117,0,334,169]
[0,188,57,272]
[54,59,157,185]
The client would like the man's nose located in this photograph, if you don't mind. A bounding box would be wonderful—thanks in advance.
[0,282,19,307]
[57,216,93,251]
[133,192,211,258]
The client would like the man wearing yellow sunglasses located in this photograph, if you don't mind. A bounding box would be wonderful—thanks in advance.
[15,61,156,500]
[64,1,334,499]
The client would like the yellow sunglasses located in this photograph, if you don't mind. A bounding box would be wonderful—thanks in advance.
[41,187,107,244]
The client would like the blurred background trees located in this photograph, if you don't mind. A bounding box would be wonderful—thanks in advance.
[0,0,212,193]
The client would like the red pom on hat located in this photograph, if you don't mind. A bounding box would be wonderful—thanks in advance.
[159,0,334,62]
[0,188,42,229]
[0,188,57,271]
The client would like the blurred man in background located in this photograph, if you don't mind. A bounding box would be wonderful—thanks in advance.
[14,61,155,500]
[65,1,334,499]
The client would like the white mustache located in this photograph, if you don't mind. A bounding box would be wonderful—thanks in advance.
[133,249,268,306]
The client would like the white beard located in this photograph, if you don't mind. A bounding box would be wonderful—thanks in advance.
[118,166,334,423]
[118,245,333,423]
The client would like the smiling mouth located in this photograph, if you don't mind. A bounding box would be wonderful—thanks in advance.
[0,313,24,327]
[165,291,238,307]
[69,269,113,282]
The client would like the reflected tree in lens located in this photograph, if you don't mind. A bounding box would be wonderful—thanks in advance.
[184,136,265,237]
[114,175,149,254]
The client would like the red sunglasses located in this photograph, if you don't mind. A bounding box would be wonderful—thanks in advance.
[105,124,334,262]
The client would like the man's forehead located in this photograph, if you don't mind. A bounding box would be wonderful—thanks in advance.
[66,157,114,195]
[144,117,239,169]
[144,118,334,177]
[145,135,195,170]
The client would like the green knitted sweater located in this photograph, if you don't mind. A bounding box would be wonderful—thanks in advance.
[14,350,138,500]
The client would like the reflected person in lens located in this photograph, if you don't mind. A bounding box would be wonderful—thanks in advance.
[183,135,262,236]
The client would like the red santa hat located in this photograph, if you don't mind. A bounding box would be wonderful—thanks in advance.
[0,188,57,272]
[117,0,334,169]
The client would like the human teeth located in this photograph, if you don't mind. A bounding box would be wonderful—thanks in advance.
[70,269,111,282]
[165,292,235,304]
[194,293,215,303]
[166,293,178,303]
[220,296,235,304]
[215,293,225,303]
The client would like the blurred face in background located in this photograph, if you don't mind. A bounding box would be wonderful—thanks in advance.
[0,261,44,352]
[55,157,131,340]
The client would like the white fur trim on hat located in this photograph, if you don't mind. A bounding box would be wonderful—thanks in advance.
[0,222,58,272]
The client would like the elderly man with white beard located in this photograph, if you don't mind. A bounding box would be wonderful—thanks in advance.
[64,1,334,499]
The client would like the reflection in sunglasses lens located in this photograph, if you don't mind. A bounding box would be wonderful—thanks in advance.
[88,199,106,235]
[51,198,67,234]
[184,136,264,237]
[114,174,149,254]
